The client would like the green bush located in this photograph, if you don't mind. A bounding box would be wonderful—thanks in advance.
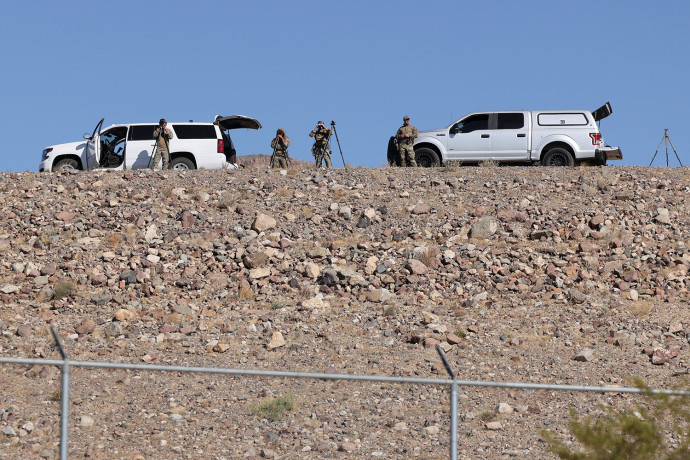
[253,393,295,422]
[541,379,690,459]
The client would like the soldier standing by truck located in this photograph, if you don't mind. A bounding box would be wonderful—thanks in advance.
[396,115,418,167]
[309,121,332,168]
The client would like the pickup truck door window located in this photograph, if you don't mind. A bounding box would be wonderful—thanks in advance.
[446,114,490,160]
[491,112,529,160]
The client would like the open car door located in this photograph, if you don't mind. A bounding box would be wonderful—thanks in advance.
[83,118,104,170]
[214,115,262,130]
[592,102,612,122]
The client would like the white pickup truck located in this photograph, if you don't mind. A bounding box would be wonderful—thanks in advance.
[408,102,622,167]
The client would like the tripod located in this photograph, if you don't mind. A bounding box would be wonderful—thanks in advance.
[649,129,683,167]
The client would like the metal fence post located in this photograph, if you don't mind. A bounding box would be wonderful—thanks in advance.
[437,345,458,460]
[51,326,70,460]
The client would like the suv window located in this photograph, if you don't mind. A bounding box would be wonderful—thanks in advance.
[173,124,217,139]
[455,114,489,133]
[497,113,524,129]
[128,125,158,141]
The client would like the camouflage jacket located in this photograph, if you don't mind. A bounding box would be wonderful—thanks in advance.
[153,127,173,151]
[309,127,331,145]
[271,136,290,153]
[396,124,418,146]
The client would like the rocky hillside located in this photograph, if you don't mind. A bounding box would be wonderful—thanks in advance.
[237,154,313,169]
[1,165,689,459]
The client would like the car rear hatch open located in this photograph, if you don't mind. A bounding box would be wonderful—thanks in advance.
[592,102,612,122]
[214,115,262,130]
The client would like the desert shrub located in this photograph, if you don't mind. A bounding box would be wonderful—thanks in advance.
[104,232,123,248]
[271,300,286,310]
[479,159,499,168]
[217,192,237,210]
[541,380,690,459]
[253,393,294,422]
[53,280,76,300]
[238,286,253,299]
[383,305,398,317]
[276,187,292,198]
[479,411,496,422]
[418,246,440,268]
[453,328,467,339]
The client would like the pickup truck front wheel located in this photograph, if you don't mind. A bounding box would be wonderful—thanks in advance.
[542,148,574,167]
[415,148,440,168]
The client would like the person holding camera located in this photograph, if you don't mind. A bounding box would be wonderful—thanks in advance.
[396,115,418,167]
[309,120,332,168]
[152,118,173,170]
[270,128,291,169]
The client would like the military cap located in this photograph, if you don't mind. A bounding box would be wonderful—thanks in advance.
[403,116,410,121]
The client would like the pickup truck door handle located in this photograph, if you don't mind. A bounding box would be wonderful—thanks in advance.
[481,134,490,138]
[517,134,526,138]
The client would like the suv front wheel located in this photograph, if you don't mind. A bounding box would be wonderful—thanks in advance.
[53,158,80,172]
[170,157,196,171]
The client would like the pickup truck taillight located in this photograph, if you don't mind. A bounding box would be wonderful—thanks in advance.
[217,139,224,153]
[589,133,602,145]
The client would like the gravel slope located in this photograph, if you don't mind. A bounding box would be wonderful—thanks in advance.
[1,165,689,459]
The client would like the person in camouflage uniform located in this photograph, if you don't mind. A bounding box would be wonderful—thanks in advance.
[309,121,332,168]
[270,128,290,169]
[396,115,418,167]
[152,118,173,170]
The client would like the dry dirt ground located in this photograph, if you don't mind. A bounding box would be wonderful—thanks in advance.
[1,164,690,459]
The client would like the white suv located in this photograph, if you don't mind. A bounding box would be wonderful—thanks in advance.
[405,102,622,167]
[39,115,262,172]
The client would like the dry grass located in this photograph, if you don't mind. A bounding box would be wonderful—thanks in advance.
[217,192,237,210]
[333,189,348,201]
[54,280,76,300]
[479,159,499,168]
[238,286,254,299]
[628,299,656,317]
[299,206,314,218]
[104,232,124,248]
[417,246,440,268]
[276,187,293,198]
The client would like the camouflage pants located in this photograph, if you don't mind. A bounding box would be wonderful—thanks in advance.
[398,144,416,167]
[272,152,288,169]
[152,149,169,170]
[312,144,332,168]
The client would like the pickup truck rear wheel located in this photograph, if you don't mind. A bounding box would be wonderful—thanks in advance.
[170,157,196,171]
[415,148,440,167]
[542,148,574,167]
[53,158,80,172]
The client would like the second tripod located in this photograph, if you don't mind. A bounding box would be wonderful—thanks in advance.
[649,129,682,167]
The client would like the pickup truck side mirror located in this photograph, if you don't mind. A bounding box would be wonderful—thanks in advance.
[83,133,92,140]
[450,126,460,134]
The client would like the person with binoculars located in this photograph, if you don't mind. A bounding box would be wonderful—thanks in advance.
[309,120,332,168]
[270,128,291,169]
[152,118,173,170]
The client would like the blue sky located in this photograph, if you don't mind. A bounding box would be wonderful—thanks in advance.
[1,1,688,171]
